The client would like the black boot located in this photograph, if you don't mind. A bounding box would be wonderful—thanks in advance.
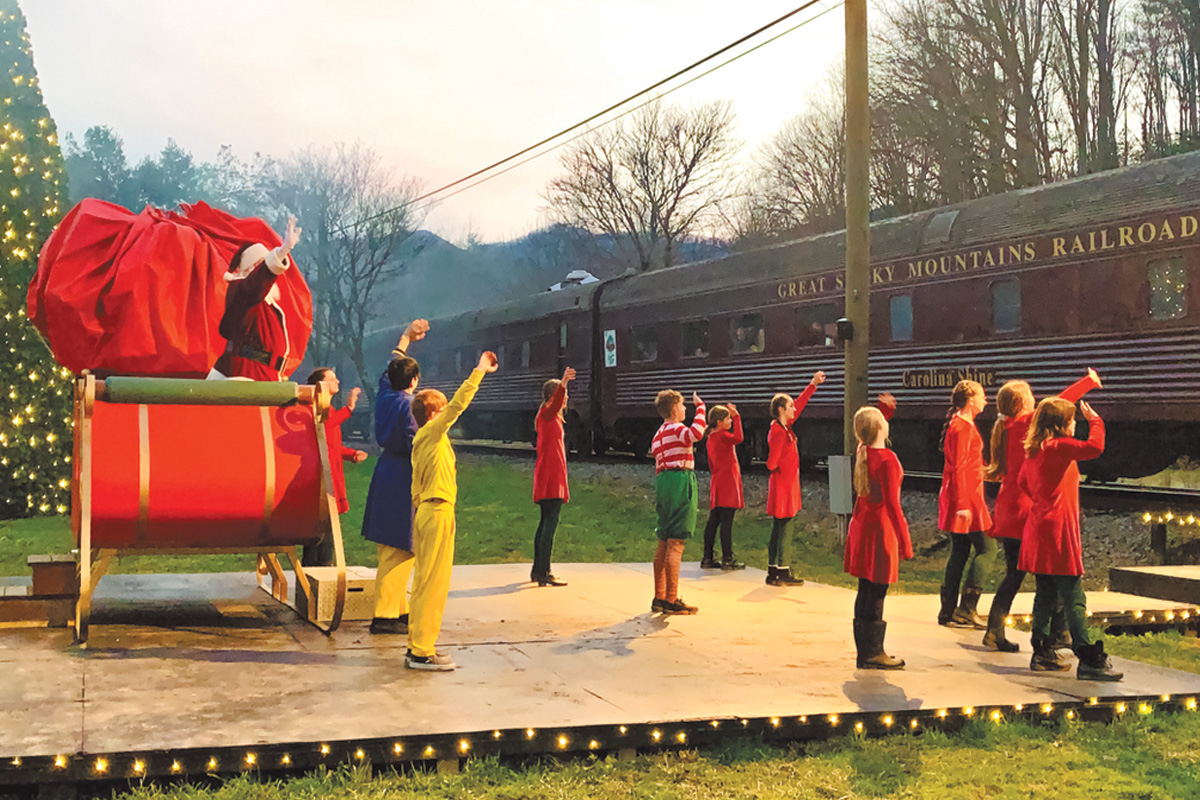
[767,566,804,586]
[1030,633,1070,672]
[1076,641,1123,682]
[982,603,1019,652]
[938,584,958,626]
[951,589,987,629]
[854,619,905,669]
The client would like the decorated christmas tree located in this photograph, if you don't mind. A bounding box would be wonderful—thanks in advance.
[0,0,70,517]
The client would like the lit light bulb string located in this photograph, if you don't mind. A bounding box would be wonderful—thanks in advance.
[0,6,72,516]
[6,696,1199,784]
[1143,510,1200,526]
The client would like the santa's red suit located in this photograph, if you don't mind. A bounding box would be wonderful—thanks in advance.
[211,243,293,381]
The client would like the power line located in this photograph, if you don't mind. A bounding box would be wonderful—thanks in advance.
[343,0,838,231]
[431,0,845,209]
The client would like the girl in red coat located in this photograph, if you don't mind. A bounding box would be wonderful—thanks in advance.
[982,370,1100,653]
[701,404,746,570]
[531,366,576,587]
[936,380,996,627]
[845,405,913,669]
[765,370,826,586]
[302,367,368,567]
[1019,398,1121,681]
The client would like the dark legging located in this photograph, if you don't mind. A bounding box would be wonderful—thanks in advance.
[988,537,1025,621]
[854,578,889,622]
[942,530,997,594]
[768,516,794,567]
[702,507,736,561]
[1032,574,1095,651]
[989,537,1067,634]
[532,498,564,577]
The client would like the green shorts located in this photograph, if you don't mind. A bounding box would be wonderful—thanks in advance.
[655,469,697,541]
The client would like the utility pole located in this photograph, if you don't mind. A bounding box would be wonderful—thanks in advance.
[843,0,871,455]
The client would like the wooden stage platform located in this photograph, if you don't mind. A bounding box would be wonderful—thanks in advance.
[3,563,1200,788]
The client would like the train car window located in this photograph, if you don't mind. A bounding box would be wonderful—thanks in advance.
[560,321,568,350]
[455,351,463,375]
[991,278,1021,333]
[730,313,765,354]
[496,344,505,370]
[521,340,531,369]
[682,320,709,358]
[427,351,439,378]
[890,295,913,342]
[1149,257,1188,320]
[632,326,658,362]
[795,303,839,347]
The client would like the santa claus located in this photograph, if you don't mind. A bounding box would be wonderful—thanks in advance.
[209,215,303,381]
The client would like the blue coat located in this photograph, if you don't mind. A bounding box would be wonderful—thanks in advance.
[361,369,417,550]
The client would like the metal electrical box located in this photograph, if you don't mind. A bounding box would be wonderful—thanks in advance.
[828,455,855,515]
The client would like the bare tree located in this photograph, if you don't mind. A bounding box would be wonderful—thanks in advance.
[742,74,847,236]
[545,100,739,271]
[278,143,423,402]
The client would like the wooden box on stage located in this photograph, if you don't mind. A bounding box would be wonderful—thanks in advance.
[296,566,377,622]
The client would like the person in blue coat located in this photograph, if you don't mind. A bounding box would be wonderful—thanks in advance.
[362,318,429,635]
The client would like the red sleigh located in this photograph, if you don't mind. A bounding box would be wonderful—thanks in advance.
[70,375,347,644]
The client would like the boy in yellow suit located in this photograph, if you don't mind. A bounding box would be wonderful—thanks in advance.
[406,349,499,670]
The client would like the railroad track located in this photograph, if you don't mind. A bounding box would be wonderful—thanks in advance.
[455,440,1200,513]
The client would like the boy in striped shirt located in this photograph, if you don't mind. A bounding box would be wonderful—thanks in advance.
[651,389,706,615]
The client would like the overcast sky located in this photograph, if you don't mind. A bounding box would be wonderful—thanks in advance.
[23,1,846,243]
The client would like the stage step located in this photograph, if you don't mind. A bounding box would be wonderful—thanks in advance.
[1109,565,1200,606]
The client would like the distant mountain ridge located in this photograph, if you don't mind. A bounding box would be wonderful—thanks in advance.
[370,227,728,326]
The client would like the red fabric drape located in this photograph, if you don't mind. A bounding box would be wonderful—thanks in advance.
[27,199,312,378]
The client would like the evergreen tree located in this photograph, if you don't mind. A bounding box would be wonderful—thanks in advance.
[0,0,71,517]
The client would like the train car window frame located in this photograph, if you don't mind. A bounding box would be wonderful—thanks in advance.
[795,302,839,348]
[889,294,913,342]
[521,340,531,369]
[681,319,710,359]
[631,325,658,363]
[730,313,765,355]
[1148,256,1188,321]
[991,278,1022,334]
[559,321,568,350]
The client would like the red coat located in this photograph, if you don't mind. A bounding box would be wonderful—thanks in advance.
[938,415,992,533]
[533,383,569,502]
[706,414,744,509]
[766,383,817,519]
[324,406,359,514]
[213,259,292,381]
[844,448,913,584]
[990,375,1096,539]
[1017,417,1105,576]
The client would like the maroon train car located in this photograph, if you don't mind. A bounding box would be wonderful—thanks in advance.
[375,150,1200,479]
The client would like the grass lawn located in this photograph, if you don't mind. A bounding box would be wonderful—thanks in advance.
[6,455,1200,798]
[0,454,948,592]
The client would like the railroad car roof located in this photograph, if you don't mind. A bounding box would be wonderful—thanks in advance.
[600,149,1200,308]
[424,281,600,335]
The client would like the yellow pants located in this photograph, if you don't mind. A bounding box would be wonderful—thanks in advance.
[408,500,456,657]
[374,544,415,618]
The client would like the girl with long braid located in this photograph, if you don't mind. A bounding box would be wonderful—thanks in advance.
[936,380,996,627]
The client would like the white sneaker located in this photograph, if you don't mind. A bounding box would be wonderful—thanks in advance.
[405,650,457,671]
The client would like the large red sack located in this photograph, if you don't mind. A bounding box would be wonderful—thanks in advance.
[27,199,313,378]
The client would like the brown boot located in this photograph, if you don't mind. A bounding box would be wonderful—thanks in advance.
[951,589,987,629]
[854,620,905,670]
[982,602,1019,652]
[1030,634,1070,672]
